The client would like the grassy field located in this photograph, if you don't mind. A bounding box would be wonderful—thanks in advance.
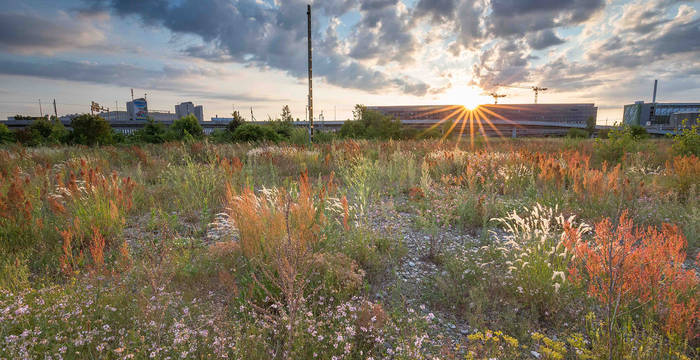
[0,137,698,359]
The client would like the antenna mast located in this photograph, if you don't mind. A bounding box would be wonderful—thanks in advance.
[307,4,314,141]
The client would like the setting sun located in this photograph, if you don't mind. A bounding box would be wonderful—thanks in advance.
[441,85,491,110]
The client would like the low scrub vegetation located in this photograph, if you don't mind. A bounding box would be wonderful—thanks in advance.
[0,134,698,359]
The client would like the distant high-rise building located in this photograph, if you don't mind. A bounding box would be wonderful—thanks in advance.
[175,102,204,122]
[127,98,148,121]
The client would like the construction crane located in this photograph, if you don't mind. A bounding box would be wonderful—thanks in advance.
[497,84,548,104]
[488,92,507,104]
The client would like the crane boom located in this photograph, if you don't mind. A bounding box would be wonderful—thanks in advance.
[495,84,548,104]
[488,92,507,104]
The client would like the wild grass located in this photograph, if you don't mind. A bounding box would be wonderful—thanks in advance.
[0,137,698,358]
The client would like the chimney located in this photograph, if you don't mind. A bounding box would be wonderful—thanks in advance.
[652,79,658,104]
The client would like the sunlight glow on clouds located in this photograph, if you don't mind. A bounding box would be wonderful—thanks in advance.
[0,0,698,123]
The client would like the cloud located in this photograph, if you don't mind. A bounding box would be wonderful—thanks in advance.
[414,0,458,23]
[82,0,430,96]
[414,0,604,53]
[585,4,700,69]
[0,12,105,54]
[488,0,605,37]
[0,58,200,89]
[526,30,565,50]
[347,0,417,64]
[0,57,288,103]
[471,40,532,90]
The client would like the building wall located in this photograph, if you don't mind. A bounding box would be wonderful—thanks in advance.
[369,104,597,125]
[669,112,700,127]
[150,112,177,122]
[175,102,203,122]
[97,111,129,122]
[623,102,700,126]
[194,106,204,123]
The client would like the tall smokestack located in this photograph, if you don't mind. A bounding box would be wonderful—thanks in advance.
[650,79,658,125]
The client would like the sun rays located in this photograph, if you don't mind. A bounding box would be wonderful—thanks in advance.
[418,104,529,148]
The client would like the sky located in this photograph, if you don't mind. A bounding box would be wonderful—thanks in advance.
[0,0,699,125]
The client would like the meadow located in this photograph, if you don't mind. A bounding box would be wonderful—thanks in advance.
[0,136,698,359]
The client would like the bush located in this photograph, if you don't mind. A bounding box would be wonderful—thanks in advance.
[313,130,336,143]
[629,125,650,140]
[671,121,700,156]
[0,123,14,144]
[586,115,596,134]
[69,114,113,146]
[268,119,295,139]
[133,118,167,144]
[227,111,245,133]
[594,125,645,163]
[168,114,203,140]
[564,213,699,355]
[338,105,402,140]
[13,117,68,146]
[566,128,589,138]
[208,129,233,143]
[231,123,281,143]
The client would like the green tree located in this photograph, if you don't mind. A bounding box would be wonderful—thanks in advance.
[671,121,700,156]
[281,105,293,123]
[231,123,281,143]
[227,111,245,133]
[29,117,54,138]
[70,114,114,146]
[628,125,650,140]
[567,128,589,138]
[339,105,401,140]
[13,117,67,146]
[585,116,596,135]
[134,118,167,143]
[0,123,14,144]
[169,114,203,140]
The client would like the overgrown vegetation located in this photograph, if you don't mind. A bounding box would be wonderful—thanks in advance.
[0,134,698,359]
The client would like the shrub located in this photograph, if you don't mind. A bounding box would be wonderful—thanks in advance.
[268,119,295,139]
[671,121,700,156]
[0,123,13,144]
[564,213,699,344]
[227,111,245,133]
[629,124,650,140]
[338,105,401,140]
[594,125,645,163]
[586,115,596,134]
[231,123,281,143]
[133,118,167,143]
[69,114,114,146]
[312,130,335,143]
[208,129,233,143]
[169,114,203,140]
[566,128,589,138]
[13,118,68,146]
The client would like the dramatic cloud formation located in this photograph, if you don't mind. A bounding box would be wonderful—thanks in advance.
[81,0,430,96]
[0,59,208,88]
[0,0,698,121]
[0,12,105,54]
[526,30,566,50]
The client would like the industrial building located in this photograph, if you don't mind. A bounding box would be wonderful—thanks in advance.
[623,101,700,127]
[175,102,204,122]
[368,104,598,125]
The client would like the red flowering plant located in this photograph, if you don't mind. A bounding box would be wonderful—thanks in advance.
[563,212,699,344]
